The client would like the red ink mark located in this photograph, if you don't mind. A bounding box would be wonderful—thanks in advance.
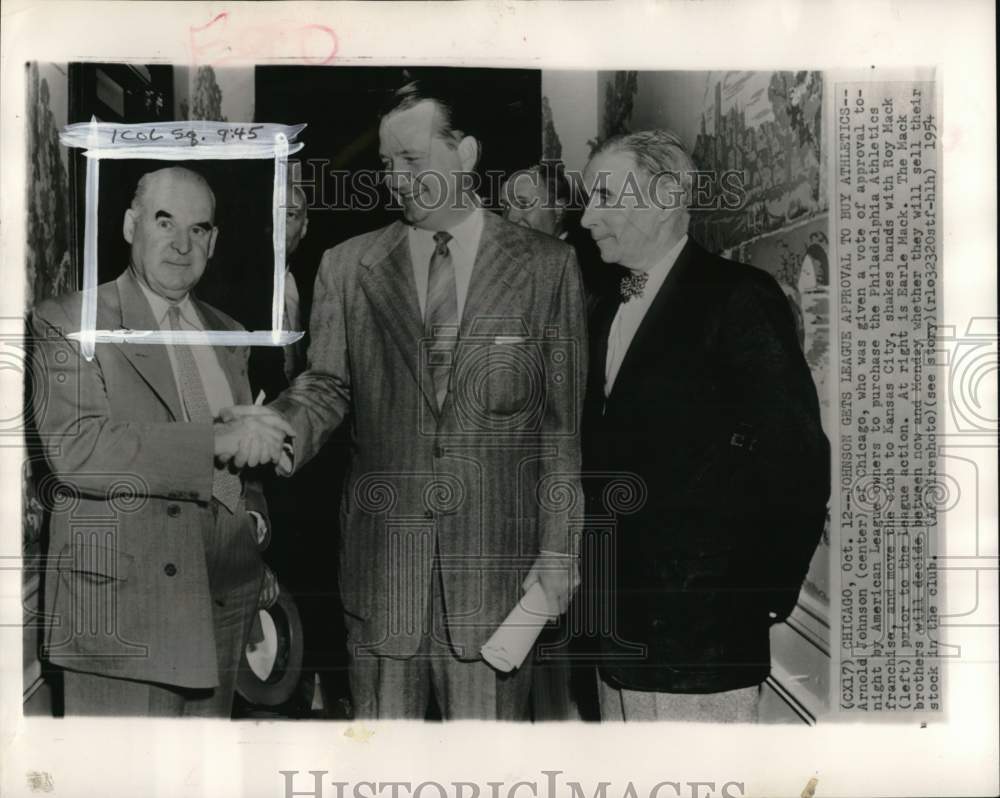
[299,25,339,65]
[190,12,338,66]
[189,12,231,65]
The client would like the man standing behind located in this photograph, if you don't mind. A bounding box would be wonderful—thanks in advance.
[31,166,292,716]
[581,131,829,722]
[228,76,588,720]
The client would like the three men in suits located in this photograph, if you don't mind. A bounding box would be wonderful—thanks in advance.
[229,77,588,719]
[31,166,291,716]
[581,130,830,721]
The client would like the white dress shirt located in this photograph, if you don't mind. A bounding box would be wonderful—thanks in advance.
[136,279,236,419]
[408,207,485,321]
[605,234,688,397]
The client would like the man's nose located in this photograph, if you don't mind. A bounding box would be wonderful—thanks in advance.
[172,229,192,255]
[581,203,598,230]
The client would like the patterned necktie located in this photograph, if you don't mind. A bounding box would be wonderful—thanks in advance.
[167,306,242,513]
[619,271,649,302]
[424,231,458,410]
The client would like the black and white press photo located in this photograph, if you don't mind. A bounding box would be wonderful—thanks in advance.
[1,3,995,798]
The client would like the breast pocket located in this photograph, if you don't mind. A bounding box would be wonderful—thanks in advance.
[453,339,546,430]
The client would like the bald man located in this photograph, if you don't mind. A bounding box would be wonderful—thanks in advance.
[30,166,293,717]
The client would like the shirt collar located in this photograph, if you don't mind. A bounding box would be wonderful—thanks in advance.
[409,206,484,257]
[134,275,200,329]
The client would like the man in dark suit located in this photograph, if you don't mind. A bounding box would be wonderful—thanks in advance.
[225,76,588,720]
[30,166,292,716]
[581,130,829,721]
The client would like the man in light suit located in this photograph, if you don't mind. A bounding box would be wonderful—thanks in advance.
[30,166,292,716]
[581,130,829,721]
[228,77,588,720]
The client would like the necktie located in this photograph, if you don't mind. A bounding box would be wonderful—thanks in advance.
[619,272,648,302]
[167,306,242,513]
[424,231,458,410]
[283,270,304,380]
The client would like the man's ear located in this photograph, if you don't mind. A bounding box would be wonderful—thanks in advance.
[208,227,219,259]
[123,208,137,244]
[457,135,480,172]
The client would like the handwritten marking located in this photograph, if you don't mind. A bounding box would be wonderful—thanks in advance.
[61,121,302,159]
[59,120,307,360]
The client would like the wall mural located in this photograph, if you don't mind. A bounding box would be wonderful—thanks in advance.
[588,70,638,155]
[24,63,73,564]
[25,63,73,310]
[691,70,824,253]
[180,65,227,121]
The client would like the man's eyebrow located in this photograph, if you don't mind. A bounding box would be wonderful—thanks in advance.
[380,148,424,159]
[153,210,212,230]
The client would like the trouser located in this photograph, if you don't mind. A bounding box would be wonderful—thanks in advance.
[598,675,760,722]
[62,500,263,717]
[346,558,533,721]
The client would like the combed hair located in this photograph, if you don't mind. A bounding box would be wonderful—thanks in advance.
[593,129,695,209]
[379,72,482,165]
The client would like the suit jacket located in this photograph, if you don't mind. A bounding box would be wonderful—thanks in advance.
[269,211,588,659]
[584,239,830,693]
[30,270,268,689]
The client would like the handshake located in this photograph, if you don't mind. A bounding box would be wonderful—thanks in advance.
[213,402,296,469]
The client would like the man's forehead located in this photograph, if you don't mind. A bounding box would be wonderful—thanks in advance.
[144,174,214,216]
[584,150,638,187]
[378,100,442,152]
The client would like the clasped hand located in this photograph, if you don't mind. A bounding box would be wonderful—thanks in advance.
[213,405,296,469]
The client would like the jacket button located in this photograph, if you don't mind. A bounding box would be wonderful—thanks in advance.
[433,445,445,458]
[163,563,178,577]
[166,504,181,518]
[423,510,434,520]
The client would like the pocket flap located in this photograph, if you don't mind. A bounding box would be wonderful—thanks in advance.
[56,541,134,581]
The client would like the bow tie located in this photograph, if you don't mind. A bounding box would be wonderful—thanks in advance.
[619,272,649,302]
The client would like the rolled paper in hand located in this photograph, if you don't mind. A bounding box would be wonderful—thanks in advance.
[480,582,556,673]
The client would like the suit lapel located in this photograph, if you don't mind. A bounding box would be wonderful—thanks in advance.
[458,211,528,338]
[114,271,184,420]
[590,294,619,400]
[606,239,699,403]
[358,222,439,415]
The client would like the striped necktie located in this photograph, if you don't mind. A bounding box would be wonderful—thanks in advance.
[167,306,242,513]
[424,231,458,410]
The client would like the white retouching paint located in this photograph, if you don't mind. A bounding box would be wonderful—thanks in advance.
[59,120,307,360]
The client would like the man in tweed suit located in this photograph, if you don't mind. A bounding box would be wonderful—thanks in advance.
[227,77,588,719]
[30,167,291,716]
